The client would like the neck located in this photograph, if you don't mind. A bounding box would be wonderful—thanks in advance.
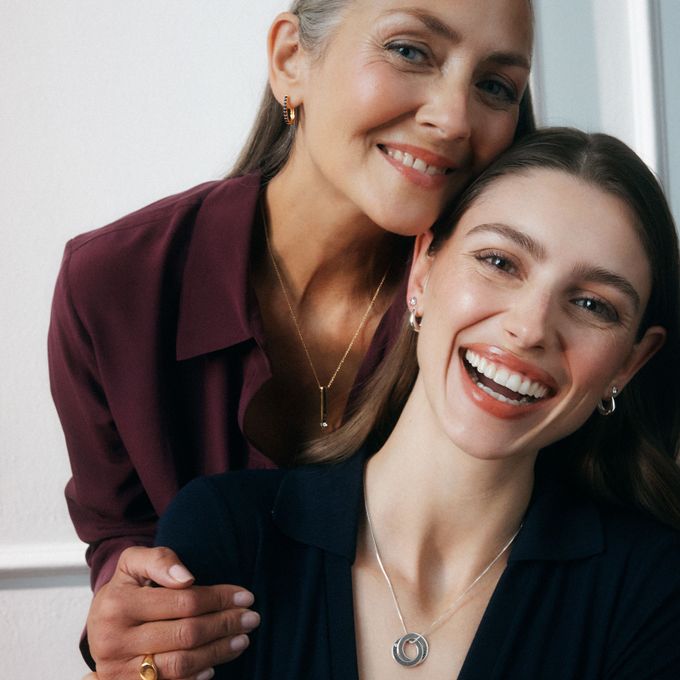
[264,163,406,303]
[363,379,535,587]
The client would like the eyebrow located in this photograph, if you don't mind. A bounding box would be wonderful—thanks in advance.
[466,222,642,310]
[466,223,546,260]
[571,265,641,311]
[383,9,531,71]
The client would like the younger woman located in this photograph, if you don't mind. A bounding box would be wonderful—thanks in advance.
[158,128,680,679]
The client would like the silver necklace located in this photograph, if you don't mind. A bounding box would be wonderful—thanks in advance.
[363,484,521,668]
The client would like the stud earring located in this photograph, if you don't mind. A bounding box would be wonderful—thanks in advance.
[283,95,297,126]
[597,386,618,416]
[409,296,422,333]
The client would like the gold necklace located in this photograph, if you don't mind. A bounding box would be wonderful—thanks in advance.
[261,203,389,430]
[364,480,522,667]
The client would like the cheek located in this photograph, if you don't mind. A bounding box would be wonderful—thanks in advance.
[470,110,519,170]
[564,334,632,397]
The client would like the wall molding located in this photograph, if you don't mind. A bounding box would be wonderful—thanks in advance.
[0,542,88,577]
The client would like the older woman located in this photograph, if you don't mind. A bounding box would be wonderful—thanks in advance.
[48,0,535,677]
[157,129,680,679]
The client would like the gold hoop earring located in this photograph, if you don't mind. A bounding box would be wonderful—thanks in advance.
[409,296,422,333]
[597,386,618,416]
[283,95,297,126]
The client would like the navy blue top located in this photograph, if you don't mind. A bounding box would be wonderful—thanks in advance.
[156,451,680,679]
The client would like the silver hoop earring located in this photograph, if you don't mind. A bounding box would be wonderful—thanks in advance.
[408,296,421,333]
[597,386,618,416]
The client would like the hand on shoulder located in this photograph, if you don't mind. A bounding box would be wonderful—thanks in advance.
[86,546,259,680]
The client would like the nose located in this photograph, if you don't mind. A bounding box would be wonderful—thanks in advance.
[502,291,557,352]
[416,75,473,142]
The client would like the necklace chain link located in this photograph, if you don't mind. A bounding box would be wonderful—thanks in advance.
[363,476,521,666]
[261,201,388,428]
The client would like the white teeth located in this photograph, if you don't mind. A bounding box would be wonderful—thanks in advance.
[506,374,522,392]
[463,349,550,402]
[494,368,510,386]
[383,146,448,176]
[413,158,428,173]
[483,363,497,379]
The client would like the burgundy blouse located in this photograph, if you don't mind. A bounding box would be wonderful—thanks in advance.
[48,173,407,593]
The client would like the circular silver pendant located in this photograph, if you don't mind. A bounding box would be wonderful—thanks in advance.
[392,632,429,667]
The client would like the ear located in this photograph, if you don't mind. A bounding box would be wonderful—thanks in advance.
[607,325,666,395]
[407,230,436,314]
[268,13,306,109]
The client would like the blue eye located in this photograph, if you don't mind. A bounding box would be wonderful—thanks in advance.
[573,297,620,323]
[386,42,428,64]
[477,79,517,104]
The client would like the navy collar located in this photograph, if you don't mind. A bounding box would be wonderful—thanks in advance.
[272,449,604,563]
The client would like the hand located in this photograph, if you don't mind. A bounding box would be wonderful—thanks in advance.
[87,546,259,680]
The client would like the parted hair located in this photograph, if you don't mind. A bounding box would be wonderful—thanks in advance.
[305,128,680,531]
[227,0,536,181]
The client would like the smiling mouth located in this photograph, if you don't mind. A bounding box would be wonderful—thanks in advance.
[378,144,453,176]
[463,349,553,406]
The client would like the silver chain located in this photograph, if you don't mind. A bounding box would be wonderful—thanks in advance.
[363,480,522,639]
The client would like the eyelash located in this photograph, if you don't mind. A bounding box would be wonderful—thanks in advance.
[475,252,621,323]
[476,251,519,275]
[384,41,518,105]
[384,40,429,65]
[476,78,518,104]
[571,296,620,323]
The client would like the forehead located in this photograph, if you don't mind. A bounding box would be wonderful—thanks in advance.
[343,0,533,50]
[452,168,651,287]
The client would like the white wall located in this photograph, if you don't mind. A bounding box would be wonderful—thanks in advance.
[0,1,677,677]
[0,1,287,676]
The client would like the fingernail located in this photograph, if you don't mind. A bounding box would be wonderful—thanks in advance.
[231,634,250,652]
[233,590,254,607]
[197,669,215,680]
[168,564,193,583]
[241,611,260,631]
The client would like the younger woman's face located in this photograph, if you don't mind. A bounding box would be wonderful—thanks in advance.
[408,168,665,461]
[291,0,532,235]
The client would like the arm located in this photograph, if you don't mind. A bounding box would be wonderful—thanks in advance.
[48,244,257,677]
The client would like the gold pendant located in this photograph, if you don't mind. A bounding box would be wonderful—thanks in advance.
[320,386,328,429]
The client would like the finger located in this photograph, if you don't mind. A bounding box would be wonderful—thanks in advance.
[154,633,252,679]
[113,546,195,589]
[136,607,260,655]
[118,583,255,624]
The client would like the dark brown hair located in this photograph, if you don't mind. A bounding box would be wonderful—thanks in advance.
[307,127,680,530]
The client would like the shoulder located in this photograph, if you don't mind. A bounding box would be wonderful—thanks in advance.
[60,174,260,292]
[55,173,260,324]
[594,506,680,677]
[598,502,680,586]
[164,468,287,523]
[155,469,286,585]
[599,501,680,554]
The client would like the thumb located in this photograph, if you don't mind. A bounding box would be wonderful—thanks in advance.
[113,546,195,589]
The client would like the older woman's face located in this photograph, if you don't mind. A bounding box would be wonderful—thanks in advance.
[409,168,664,461]
[294,0,533,235]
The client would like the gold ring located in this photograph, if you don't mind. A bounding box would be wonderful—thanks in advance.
[139,655,158,680]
